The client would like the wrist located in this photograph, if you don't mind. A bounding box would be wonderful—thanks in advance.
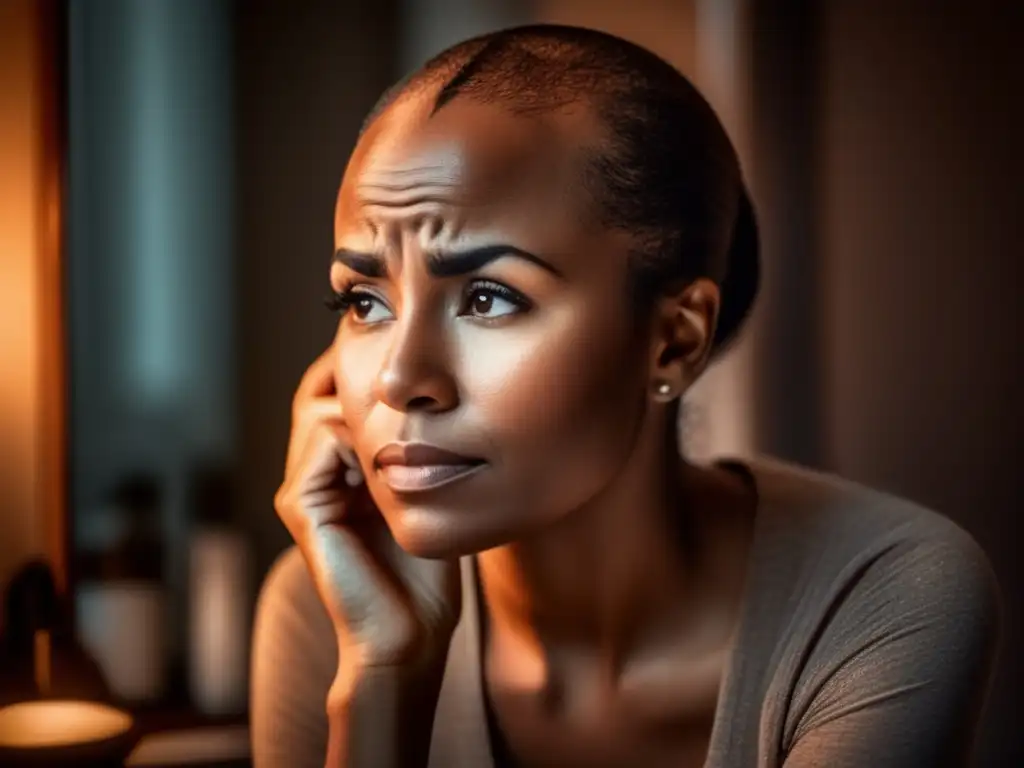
[336,625,455,674]
[325,658,447,768]
[329,649,449,714]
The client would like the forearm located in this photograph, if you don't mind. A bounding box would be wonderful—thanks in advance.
[325,661,447,768]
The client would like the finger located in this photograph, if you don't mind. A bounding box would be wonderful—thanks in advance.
[285,396,349,479]
[368,523,461,631]
[295,346,338,403]
[278,428,348,551]
[296,411,360,483]
[282,430,416,653]
[303,396,343,421]
[318,417,363,483]
[292,398,345,453]
[291,423,353,520]
[285,420,364,515]
[302,522,418,658]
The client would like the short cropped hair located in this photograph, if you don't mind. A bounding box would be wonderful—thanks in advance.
[360,24,759,356]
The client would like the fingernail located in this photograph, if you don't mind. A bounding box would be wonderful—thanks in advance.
[344,467,364,487]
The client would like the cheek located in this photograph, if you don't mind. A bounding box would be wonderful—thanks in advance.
[460,302,645,476]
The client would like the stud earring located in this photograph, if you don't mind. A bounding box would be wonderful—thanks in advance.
[656,381,672,397]
[344,466,364,487]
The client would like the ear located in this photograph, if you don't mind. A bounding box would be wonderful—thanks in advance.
[648,278,721,403]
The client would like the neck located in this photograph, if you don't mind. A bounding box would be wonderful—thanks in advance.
[476,411,729,657]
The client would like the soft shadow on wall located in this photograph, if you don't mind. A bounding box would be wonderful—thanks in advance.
[752,2,1023,764]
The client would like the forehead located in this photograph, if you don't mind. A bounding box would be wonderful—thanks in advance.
[335,94,598,236]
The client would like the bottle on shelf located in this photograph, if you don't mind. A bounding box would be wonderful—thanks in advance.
[75,473,168,706]
[186,462,252,716]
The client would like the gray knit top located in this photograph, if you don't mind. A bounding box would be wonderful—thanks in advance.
[251,457,1001,767]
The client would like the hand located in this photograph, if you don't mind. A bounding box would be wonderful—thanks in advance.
[274,347,462,674]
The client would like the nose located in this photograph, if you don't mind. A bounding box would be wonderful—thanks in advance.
[373,317,459,414]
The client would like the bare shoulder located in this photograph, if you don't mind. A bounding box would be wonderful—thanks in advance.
[254,545,335,650]
[251,546,337,768]
[259,545,319,603]
[254,549,335,671]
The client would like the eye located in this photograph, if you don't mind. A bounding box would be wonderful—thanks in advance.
[351,293,392,323]
[327,287,394,324]
[460,280,531,320]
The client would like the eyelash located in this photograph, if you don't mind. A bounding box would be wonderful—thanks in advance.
[324,280,532,320]
[323,287,357,313]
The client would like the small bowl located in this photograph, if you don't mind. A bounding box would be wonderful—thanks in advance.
[0,699,140,766]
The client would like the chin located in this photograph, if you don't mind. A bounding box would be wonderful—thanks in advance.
[386,504,520,560]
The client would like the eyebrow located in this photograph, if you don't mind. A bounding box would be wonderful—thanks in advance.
[332,245,564,279]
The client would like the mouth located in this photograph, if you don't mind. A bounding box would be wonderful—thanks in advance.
[373,442,487,493]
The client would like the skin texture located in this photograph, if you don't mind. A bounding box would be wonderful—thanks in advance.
[276,84,757,766]
[331,94,724,558]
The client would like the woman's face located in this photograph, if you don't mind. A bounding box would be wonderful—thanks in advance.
[331,95,654,558]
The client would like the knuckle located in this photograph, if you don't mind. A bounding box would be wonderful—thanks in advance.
[273,485,307,531]
[273,488,296,526]
[308,421,340,453]
[272,485,289,515]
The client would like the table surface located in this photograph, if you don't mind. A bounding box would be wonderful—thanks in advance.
[126,719,250,768]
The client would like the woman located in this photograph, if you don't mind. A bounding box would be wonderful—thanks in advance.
[252,25,1001,768]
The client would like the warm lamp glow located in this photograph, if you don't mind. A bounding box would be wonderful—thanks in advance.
[0,700,133,748]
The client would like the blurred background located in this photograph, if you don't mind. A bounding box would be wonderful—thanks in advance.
[2,0,1020,764]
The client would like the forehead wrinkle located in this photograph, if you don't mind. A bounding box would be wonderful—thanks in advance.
[354,155,468,210]
[360,201,463,241]
[357,100,572,208]
[362,159,450,178]
[370,212,459,273]
[357,166,459,194]
[339,96,598,261]
[361,131,468,183]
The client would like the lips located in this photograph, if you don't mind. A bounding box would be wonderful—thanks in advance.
[373,443,486,493]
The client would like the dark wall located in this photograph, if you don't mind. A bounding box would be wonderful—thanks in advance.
[750,0,824,468]
[233,0,400,580]
[756,2,1022,762]
[822,3,1022,762]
